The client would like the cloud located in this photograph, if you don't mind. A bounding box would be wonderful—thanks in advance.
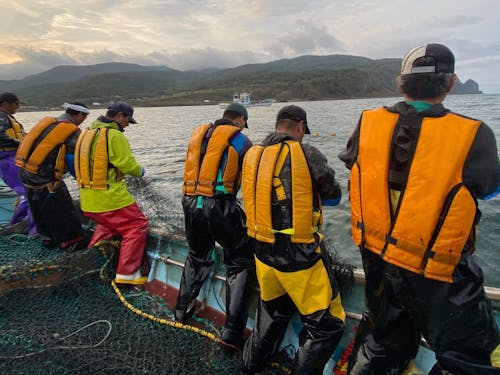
[266,19,346,57]
[0,45,271,79]
[0,0,499,91]
[427,15,485,29]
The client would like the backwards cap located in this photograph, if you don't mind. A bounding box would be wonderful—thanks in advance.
[401,43,455,75]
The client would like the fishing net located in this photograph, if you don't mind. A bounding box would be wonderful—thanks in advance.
[126,176,186,241]
[0,235,248,374]
[0,176,353,375]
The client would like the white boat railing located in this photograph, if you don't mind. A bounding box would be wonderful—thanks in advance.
[353,268,500,301]
[149,248,499,351]
[148,250,500,302]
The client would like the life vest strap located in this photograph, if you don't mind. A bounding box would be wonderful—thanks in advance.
[254,225,319,236]
[272,144,289,202]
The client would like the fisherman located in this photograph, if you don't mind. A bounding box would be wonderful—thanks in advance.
[16,102,90,250]
[75,101,148,285]
[175,102,254,351]
[0,92,36,234]
[241,105,345,375]
[339,43,500,374]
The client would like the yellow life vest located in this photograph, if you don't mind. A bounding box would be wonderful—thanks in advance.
[15,117,79,180]
[2,114,24,151]
[242,140,320,244]
[183,124,242,196]
[74,128,110,190]
[349,107,480,283]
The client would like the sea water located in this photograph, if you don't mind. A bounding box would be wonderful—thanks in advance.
[16,94,500,287]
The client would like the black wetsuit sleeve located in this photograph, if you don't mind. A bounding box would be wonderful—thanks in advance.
[463,122,500,199]
[338,115,362,170]
[303,144,341,201]
[65,128,81,154]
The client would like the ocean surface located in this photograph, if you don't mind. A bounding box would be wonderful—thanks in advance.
[15,94,500,288]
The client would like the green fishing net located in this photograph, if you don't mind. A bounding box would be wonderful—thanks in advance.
[0,177,351,374]
[0,236,247,374]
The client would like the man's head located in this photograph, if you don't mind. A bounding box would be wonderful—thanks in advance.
[223,102,248,129]
[275,105,310,142]
[0,92,20,115]
[63,102,89,125]
[106,101,137,129]
[398,43,457,101]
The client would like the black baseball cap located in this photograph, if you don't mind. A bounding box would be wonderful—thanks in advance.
[276,105,311,134]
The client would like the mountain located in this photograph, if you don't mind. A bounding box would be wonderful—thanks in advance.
[0,56,481,109]
[0,62,173,88]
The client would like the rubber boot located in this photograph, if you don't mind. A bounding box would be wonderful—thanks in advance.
[295,310,345,375]
[242,296,295,374]
[174,254,214,323]
[221,267,253,351]
[347,314,412,375]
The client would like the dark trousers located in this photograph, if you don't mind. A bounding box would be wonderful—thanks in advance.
[348,247,500,375]
[26,181,85,248]
[175,195,254,337]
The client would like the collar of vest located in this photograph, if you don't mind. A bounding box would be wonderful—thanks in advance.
[387,102,449,118]
[261,132,298,146]
[213,119,236,126]
[92,117,122,132]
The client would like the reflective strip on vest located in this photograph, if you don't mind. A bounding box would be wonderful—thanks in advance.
[15,117,78,179]
[75,128,109,190]
[350,108,480,282]
[183,124,241,197]
[242,140,318,244]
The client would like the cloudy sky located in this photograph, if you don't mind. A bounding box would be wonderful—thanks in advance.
[1,0,499,92]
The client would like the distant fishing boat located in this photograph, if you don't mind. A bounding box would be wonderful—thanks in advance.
[219,91,275,109]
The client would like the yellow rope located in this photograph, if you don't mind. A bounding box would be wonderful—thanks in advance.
[110,280,221,343]
[98,241,221,344]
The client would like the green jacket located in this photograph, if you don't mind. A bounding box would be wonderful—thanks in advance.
[79,117,142,213]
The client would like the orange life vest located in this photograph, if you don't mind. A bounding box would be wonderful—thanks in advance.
[15,116,79,180]
[74,128,110,190]
[183,124,242,196]
[349,107,480,283]
[2,114,24,151]
[242,140,321,244]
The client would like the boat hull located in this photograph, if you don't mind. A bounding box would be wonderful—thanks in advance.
[145,230,471,374]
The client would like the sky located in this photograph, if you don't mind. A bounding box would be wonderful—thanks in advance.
[1,0,500,93]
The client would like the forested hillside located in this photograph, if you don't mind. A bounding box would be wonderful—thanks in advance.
[0,56,481,109]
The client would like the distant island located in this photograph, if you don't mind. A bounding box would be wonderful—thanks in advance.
[0,55,482,110]
[450,78,482,95]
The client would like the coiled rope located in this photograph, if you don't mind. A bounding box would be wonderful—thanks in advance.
[97,241,222,344]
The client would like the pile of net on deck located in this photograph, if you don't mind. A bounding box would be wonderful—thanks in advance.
[0,178,296,375]
[0,237,247,374]
[0,177,354,374]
